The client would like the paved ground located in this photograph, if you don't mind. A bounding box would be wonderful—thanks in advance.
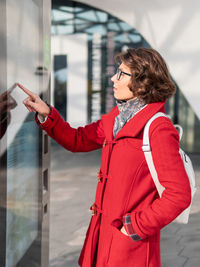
[49,142,200,267]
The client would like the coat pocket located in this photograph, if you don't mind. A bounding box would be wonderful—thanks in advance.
[107,225,149,267]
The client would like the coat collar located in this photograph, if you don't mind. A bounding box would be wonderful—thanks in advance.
[101,101,166,141]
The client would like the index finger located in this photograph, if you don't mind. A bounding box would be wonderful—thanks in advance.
[17,83,36,98]
[0,91,9,100]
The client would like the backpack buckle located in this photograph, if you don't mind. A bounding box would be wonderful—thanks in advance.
[142,144,151,152]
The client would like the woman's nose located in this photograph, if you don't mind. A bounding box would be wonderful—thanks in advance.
[111,73,117,82]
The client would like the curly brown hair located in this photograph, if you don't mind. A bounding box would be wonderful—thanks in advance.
[115,48,176,104]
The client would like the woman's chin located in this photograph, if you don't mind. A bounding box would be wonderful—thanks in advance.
[114,94,127,101]
[113,91,121,100]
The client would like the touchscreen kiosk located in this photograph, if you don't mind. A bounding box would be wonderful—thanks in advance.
[0,0,51,266]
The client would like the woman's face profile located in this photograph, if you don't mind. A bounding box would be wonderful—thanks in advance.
[111,62,136,101]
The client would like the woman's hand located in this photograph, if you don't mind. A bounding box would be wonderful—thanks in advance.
[17,83,50,118]
[120,226,128,236]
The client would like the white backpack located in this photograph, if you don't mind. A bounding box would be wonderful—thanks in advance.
[142,112,197,224]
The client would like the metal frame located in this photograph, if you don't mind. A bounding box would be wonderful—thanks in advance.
[52,0,142,43]
[0,0,8,265]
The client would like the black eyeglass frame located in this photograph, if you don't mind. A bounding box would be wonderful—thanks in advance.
[116,68,131,80]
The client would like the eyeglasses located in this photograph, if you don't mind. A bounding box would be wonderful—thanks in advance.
[116,68,131,80]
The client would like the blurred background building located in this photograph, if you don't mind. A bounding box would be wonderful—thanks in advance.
[51,0,200,153]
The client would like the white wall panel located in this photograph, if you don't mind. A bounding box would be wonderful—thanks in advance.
[51,34,88,127]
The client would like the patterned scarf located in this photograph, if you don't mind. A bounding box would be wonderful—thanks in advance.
[113,98,146,138]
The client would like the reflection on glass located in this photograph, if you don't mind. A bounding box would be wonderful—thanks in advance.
[4,0,40,266]
[6,117,39,267]
[0,84,17,139]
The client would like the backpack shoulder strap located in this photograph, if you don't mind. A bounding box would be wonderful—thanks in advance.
[142,112,169,197]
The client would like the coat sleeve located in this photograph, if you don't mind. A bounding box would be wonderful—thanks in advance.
[130,121,192,240]
[35,106,105,152]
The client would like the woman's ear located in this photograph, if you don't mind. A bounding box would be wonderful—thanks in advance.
[128,85,134,92]
[128,81,133,92]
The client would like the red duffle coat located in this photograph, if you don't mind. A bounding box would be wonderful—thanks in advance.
[35,101,191,267]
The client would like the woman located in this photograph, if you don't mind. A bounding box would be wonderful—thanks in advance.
[19,47,191,267]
